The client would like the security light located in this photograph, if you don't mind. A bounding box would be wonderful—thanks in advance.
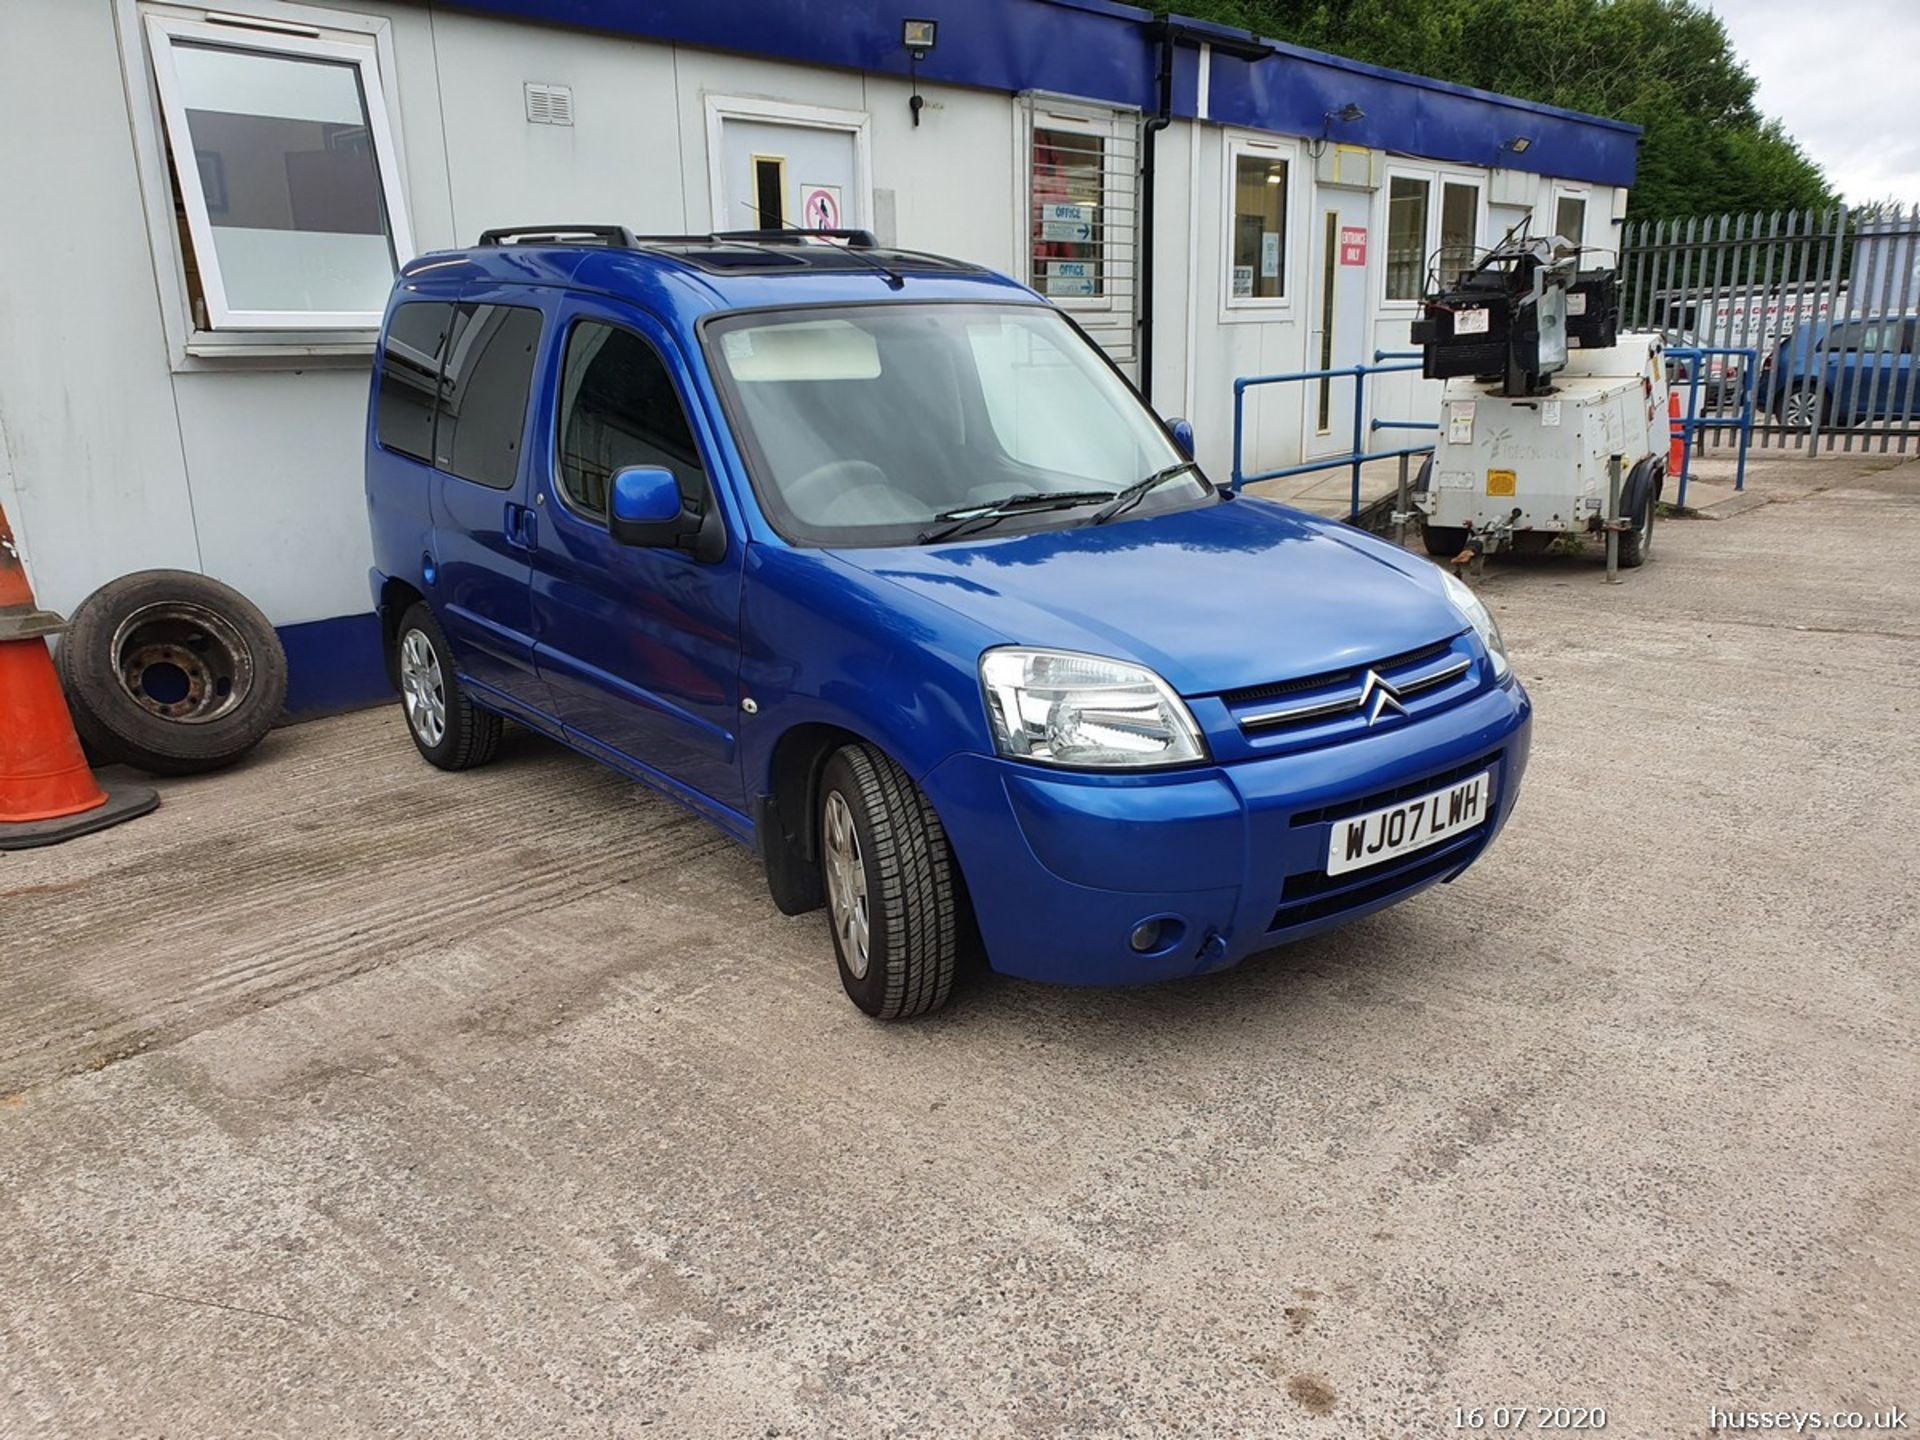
[1503,134,1534,155]
[903,19,938,127]
[1327,102,1365,124]
[903,18,937,60]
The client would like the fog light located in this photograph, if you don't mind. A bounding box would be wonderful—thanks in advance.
[1129,919,1163,953]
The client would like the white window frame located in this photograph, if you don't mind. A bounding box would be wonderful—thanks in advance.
[1551,186,1592,253]
[1381,163,1488,307]
[1016,96,1137,324]
[1435,175,1488,288]
[1381,168,1435,308]
[703,94,873,234]
[141,8,412,332]
[119,0,413,364]
[1220,131,1300,319]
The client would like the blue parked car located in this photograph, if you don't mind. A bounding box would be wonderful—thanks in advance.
[1760,315,1918,430]
[365,226,1531,1018]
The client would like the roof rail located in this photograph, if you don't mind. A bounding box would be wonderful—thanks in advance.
[476,224,639,248]
[711,228,882,249]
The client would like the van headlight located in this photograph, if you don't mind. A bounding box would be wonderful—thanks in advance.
[1439,569,1511,681]
[980,648,1207,768]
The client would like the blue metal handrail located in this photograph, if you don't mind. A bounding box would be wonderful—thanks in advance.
[1663,345,1758,508]
[1231,359,1434,519]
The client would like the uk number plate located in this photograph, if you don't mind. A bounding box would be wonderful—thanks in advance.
[1326,771,1492,877]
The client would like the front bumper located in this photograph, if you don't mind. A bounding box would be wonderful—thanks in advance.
[921,680,1532,986]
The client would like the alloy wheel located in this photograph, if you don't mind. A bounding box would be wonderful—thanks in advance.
[399,628,447,747]
[822,790,871,978]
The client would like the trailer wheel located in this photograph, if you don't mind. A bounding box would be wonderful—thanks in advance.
[1617,487,1654,568]
[54,570,287,776]
[1421,523,1470,559]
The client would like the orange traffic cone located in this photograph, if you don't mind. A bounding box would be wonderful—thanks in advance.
[1667,391,1685,475]
[0,503,157,849]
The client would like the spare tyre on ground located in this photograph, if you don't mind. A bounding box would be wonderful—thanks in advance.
[54,569,288,776]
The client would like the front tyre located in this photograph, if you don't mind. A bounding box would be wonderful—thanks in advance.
[819,744,960,1019]
[394,602,501,770]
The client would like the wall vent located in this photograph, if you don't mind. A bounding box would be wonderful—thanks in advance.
[524,83,574,126]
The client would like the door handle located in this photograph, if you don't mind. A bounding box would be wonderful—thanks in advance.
[504,503,537,551]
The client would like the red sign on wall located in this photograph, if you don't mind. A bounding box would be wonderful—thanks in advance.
[1339,226,1368,266]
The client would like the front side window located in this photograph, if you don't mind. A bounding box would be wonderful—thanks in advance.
[434,305,543,490]
[1230,152,1288,301]
[1386,177,1430,300]
[557,321,710,518]
[1031,127,1105,299]
[706,303,1204,548]
[145,15,412,330]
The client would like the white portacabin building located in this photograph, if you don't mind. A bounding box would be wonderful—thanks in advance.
[0,0,1638,712]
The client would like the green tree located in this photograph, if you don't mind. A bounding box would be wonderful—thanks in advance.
[1157,0,1833,218]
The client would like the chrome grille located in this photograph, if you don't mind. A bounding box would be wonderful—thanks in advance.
[1221,635,1481,744]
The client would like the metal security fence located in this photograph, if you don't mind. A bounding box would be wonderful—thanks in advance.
[1619,204,1920,455]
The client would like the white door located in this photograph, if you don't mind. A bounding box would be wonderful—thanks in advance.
[710,104,866,235]
[1304,189,1373,458]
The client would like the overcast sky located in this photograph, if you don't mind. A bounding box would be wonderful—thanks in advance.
[1705,0,1920,204]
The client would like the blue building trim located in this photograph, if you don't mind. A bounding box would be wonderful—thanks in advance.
[441,0,1638,187]
[1204,40,1639,188]
[279,612,390,720]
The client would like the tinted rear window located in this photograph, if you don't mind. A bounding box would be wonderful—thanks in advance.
[376,301,453,462]
[435,303,544,489]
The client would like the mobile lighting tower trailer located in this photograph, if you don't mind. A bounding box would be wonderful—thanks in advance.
[1409,235,1670,568]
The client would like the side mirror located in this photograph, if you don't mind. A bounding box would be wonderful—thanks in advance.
[609,465,697,549]
[1167,417,1195,458]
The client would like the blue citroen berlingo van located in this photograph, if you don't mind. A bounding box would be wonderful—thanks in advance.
[365,225,1530,1018]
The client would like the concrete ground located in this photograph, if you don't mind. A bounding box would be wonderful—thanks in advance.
[3,458,1917,1438]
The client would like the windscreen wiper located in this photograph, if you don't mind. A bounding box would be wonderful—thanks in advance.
[915,490,1113,545]
[1090,462,1203,525]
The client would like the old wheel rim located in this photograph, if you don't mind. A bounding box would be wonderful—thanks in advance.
[822,790,870,978]
[399,628,447,748]
[1782,390,1820,430]
[109,601,253,724]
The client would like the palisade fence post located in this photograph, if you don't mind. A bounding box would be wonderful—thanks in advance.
[1704,212,1730,465]
[1780,208,1809,453]
[1873,202,1920,456]
[1752,209,1783,450]
[1815,205,1851,455]
[1892,204,1920,456]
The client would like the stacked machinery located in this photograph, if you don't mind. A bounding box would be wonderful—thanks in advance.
[1410,234,1669,568]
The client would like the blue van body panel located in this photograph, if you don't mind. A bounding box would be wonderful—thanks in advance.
[923,682,1530,985]
[821,496,1468,698]
[736,543,1002,787]
[526,291,749,810]
[366,240,1532,988]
